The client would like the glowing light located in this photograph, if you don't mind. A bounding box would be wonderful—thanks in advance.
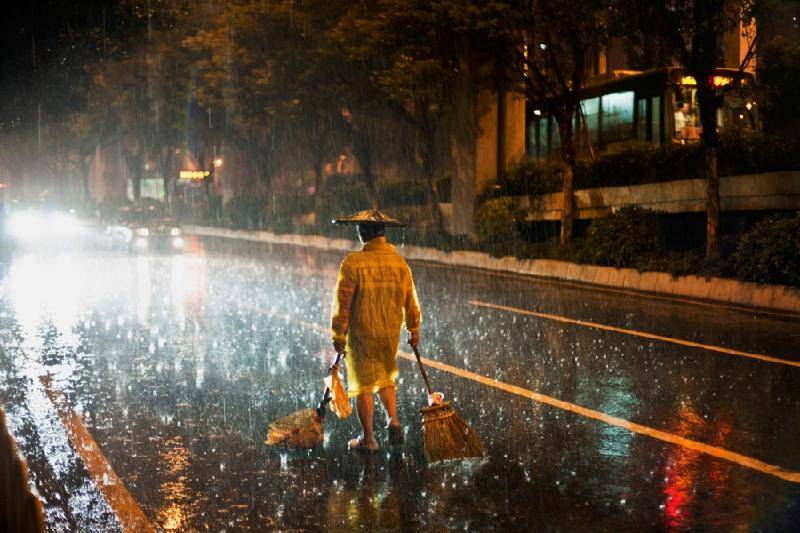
[213,158,223,168]
[680,75,696,85]
[711,75,732,87]
[179,170,210,180]
[170,227,181,236]
[8,210,83,241]
[533,109,542,116]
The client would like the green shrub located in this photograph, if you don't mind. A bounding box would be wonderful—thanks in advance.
[264,192,314,233]
[379,178,428,206]
[225,195,266,230]
[575,142,659,188]
[578,206,664,268]
[732,212,800,286]
[313,174,371,234]
[473,198,523,256]
[498,160,562,196]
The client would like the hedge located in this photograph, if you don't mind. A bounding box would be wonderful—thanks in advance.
[501,132,800,196]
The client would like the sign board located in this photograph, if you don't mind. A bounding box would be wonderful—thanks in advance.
[179,170,210,180]
[127,178,165,200]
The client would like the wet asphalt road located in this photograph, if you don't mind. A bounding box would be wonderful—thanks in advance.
[2,231,800,531]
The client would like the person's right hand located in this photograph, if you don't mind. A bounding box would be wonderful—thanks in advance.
[407,331,420,348]
[333,338,346,354]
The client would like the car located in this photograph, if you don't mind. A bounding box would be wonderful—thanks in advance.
[107,204,184,253]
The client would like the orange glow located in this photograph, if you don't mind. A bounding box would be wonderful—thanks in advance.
[661,403,734,530]
[711,76,732,87]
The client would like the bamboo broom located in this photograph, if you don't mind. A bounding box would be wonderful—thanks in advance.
[412,346,484,462]
[265,351,344,449]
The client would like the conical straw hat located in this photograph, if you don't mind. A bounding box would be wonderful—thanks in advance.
[332,209,406,227]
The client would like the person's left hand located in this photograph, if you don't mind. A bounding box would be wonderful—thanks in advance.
[407,330,420,348]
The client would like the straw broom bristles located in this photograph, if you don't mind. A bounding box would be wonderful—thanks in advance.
[421,401,484,463]
[412,346,485,463]
[265,408,324,449]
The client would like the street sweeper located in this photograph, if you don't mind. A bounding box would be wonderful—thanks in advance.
[330,209,421,452]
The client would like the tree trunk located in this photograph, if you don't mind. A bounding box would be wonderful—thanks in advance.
[696,80,720,260]
[417,112,446,235]
[496,84,506,182]
[160,149,173,214]
[558,117,575,246]
[560,163,574,245]
[422,145,446,235]
[352,133,380,209]
[312,158,325,226]
[80,157,93,208]
[705,146,720,260]
[124,147,143,202]
[365,171,379,210]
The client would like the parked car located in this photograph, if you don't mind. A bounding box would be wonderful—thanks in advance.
[107,204,184,253]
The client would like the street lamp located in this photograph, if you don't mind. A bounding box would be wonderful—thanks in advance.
[214,158,223,168]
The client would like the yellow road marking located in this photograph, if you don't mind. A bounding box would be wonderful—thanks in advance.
[469,300,800,368]
[40,376,155,533]
[251,307,800,484]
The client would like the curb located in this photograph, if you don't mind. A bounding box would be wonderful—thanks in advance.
[0,408,46,533]
[182,225,800,315]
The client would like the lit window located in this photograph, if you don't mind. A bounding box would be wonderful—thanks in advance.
[601,91,634,143]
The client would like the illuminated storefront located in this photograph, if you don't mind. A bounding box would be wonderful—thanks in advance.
[527,67,756,160]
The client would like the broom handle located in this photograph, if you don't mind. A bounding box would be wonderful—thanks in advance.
[411,346,434,395]
[316,351,345,419]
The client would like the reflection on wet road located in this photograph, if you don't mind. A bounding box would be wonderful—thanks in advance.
[1,235,800,530]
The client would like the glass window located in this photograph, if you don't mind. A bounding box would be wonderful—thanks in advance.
[651,96,661,144]
[580,97,600,145]
[527,120,538,158]
[549,117,561,153]
[538,116,549,159]
[637,99,647,142]
[601,91,634,143]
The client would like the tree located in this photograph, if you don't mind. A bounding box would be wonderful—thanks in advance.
[332,0,468,233]
[620,0,759,260]
[757,35,800,135]
[519,0,618,245]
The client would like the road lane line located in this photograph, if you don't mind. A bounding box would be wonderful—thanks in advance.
[469,300,800,368]
[251,307,800,484]
[40,376,155,533]
[414,260,800,320]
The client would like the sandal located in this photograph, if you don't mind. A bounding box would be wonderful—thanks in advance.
[387,424,404,446]
[348,436,379,452]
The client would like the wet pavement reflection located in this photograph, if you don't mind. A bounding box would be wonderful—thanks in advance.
[1,234,800,530]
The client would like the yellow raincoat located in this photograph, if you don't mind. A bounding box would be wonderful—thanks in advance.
[331,236,421,397]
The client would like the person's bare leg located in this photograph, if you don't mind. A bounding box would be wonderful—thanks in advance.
[355,393,378,447]
[378,386,400,427]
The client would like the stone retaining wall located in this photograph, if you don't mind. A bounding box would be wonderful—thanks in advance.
[521,170,800,221]
[183,225,800,314]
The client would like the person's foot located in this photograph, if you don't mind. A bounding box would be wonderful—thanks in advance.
[387,424,404,446]
[348,436,379,452]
